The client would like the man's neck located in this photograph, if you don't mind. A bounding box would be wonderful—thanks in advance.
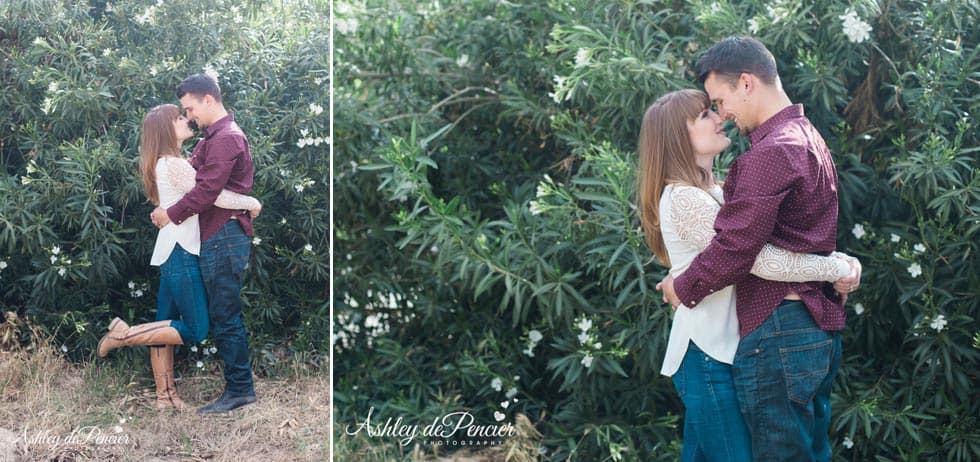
[754,91,793,128]
[202,108,229,128]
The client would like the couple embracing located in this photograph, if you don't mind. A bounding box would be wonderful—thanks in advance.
[638,37,863,461]
[97,74,259,415]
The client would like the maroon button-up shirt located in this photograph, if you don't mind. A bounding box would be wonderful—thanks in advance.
[166,114,254,243]
[673,104,845,336]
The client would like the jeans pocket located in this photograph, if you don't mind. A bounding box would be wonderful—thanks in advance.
[779,338,832,405]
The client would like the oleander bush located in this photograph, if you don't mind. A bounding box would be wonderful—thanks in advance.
[335,0,979,460]
[0,0,329,371]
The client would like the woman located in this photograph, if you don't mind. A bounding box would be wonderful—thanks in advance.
[636,89,855,461]
[98,104,260,410]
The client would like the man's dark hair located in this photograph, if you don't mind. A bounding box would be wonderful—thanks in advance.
[694,36,778,86]
[176,74,222,102]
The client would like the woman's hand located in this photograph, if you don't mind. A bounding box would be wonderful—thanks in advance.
[250,203,262,219]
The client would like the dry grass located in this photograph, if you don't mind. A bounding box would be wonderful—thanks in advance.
[0,324,329,462]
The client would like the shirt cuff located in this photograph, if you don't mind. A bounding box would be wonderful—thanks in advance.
[674,274,713,309]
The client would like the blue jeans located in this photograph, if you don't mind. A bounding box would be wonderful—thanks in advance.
[672,342,753,462]
[732,300,841,462]
[199,220,254,396]
[156,244,209,344]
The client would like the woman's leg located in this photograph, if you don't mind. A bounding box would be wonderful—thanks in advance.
[156,244,209,344]
[672,341,752,462]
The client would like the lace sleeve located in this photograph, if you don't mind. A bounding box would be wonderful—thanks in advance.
[751,245,850,282]
[668,186,719,250]
[166,158,260,210]
[669,186,849,282]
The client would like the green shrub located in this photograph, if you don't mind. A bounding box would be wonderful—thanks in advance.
[335,0,978,460]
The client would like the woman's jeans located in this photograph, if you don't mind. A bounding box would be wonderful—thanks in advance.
[672,342,753,462]
[199,220,254,397]
[732,300,841,462]
[156,244,209,344]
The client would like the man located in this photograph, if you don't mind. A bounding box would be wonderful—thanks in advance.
[657,37,861,461]
[151,74,258,414]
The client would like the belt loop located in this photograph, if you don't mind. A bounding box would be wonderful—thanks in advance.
[772,304,782,332]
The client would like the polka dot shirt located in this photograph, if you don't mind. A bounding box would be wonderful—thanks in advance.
[673,104,846,337]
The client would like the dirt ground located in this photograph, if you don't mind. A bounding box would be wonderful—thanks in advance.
[0,342,330,462]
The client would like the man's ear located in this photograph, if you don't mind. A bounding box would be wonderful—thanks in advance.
[738,73,754,95]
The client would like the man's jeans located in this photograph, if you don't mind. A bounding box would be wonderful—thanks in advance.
[156,244,209,344]
[733,300,841,462]
[672,342,753,462]
[199,220,254,397]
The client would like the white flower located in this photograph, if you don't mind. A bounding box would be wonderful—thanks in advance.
[252,237,262,245]
[748,18,760,34]
[491,377,503,391]
[574,48,591,68]
[528,330,543,343]
[840,9,873,44]
[196,361,204,368]
[58,268,66,277]
[280,218,287,224]
[523,346,535,357]
[930,315,947,332]
[209,347,217,354]
[0,261,7,270]
[295,184,305,193]
[494,411,505,422]
[51,245,61,255]
[61,345,68,353]
[851,223,866,239]
[336,18,358,35]
[914,243,926,254]
[128,281,136,289]
[50,256,57,264]
[842,436,854,449]
[529,200,543,215]
[854,303,865,315]
[890,233,900,243]
[456,54,469,67]
[113,426,123,434]
[190,346,198,352]
[134,290,143,298]
[309,103,324,115]
[577,332,590,345]
[581,354,594,368]
[304,244,313,252]
[505,387,518,398]
[907,263,922,278]
[577,318,592,333]
[594,342,602,349]
[33,37,47,46]
[204,65,219,81]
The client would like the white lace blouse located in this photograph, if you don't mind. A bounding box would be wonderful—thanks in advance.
[150,157,260,266]
[659,183,850,376]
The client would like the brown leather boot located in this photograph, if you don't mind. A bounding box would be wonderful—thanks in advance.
[150,345,188,410]
[98,317,182,357]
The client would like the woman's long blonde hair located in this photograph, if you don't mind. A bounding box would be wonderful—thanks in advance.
[636,89,716,267]
[139,104,182,206]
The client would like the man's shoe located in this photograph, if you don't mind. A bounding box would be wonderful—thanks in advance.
[197,392,257,415]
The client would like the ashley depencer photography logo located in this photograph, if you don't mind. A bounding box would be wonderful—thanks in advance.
[16,424,131,451]
[345,407,519,447]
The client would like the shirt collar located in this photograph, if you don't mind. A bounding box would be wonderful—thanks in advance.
[749,104,804,145]
[204,114,234,139]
